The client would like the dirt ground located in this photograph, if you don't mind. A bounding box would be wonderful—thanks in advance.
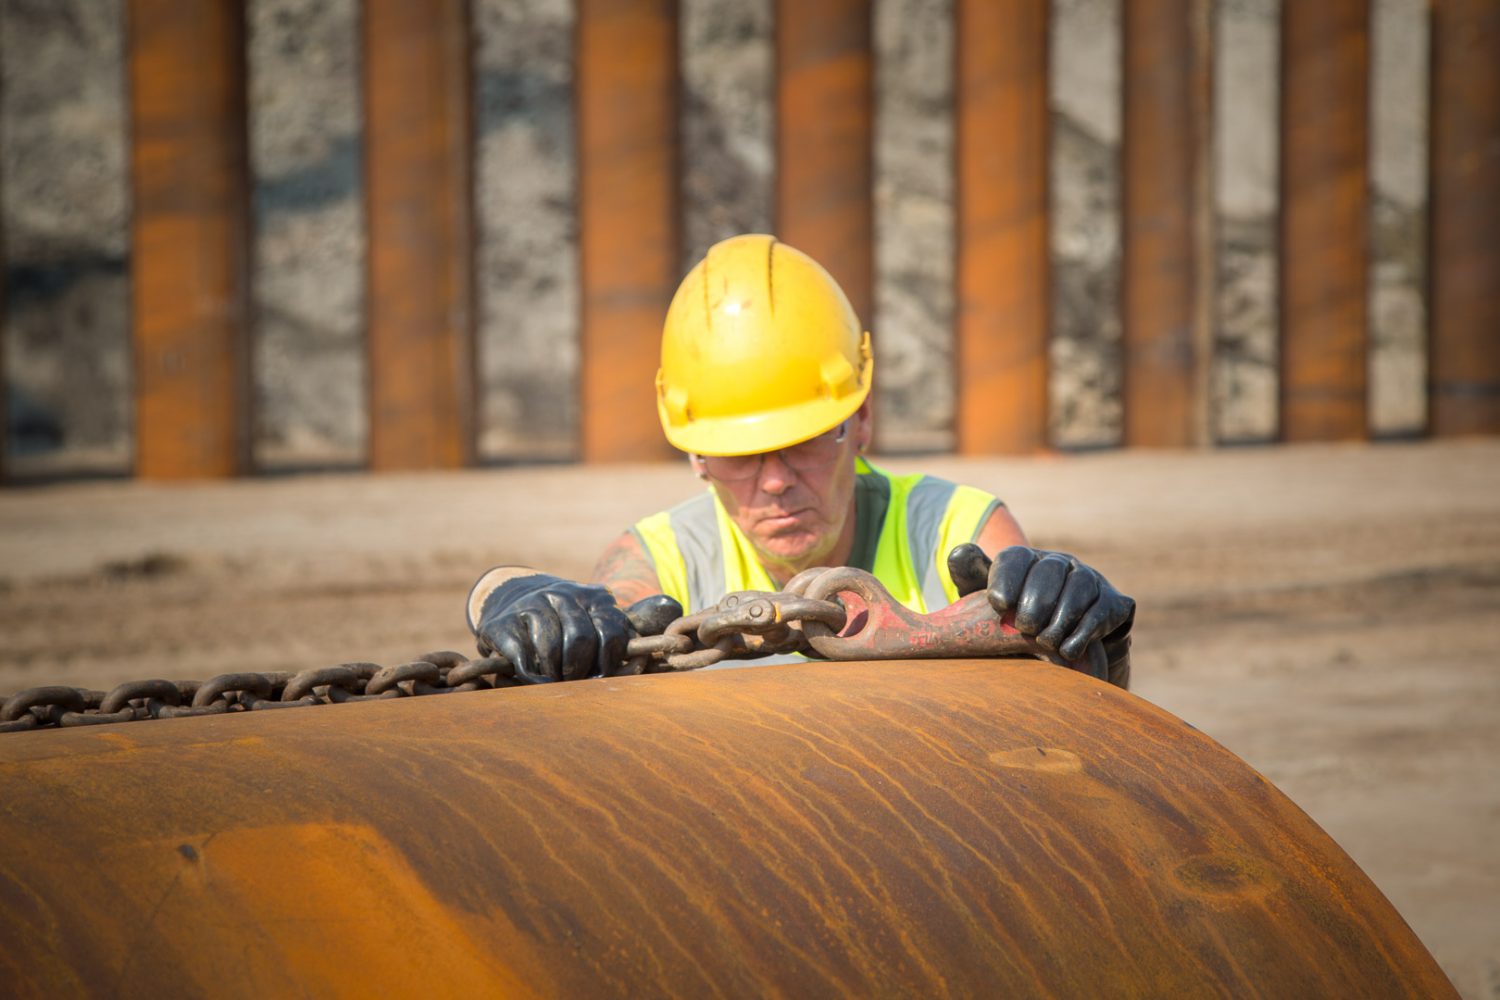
[2,439,1496,997]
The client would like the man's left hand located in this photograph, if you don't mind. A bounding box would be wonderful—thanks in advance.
[948,544,1133,688]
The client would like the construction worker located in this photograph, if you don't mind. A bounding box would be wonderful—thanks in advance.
[468,235,1133,686]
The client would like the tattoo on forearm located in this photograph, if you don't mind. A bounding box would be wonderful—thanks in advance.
[591,533,661,605]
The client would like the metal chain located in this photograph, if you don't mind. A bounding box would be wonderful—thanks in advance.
[0,566,1068,734]
[625,590,847,672]
[0,649,508,734]
[0,591,852,734]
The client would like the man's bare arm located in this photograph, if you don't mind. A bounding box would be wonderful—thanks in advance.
[972,503,1029,554]
[591,531,664,606]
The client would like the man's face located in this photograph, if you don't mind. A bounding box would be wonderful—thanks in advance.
[694,403,873,578]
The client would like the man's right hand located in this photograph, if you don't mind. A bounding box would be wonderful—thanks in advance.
[467,567,682,683]
[947,544,1133,688]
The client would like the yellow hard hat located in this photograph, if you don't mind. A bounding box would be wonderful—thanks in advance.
[656,234,874,456]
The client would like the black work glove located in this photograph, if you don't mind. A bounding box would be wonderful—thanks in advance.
[947,544,1134,688]
[469,570,682,683]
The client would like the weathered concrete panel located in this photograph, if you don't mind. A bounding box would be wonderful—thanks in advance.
[1050,0,1122,448]
[0,0,130,474]
[249,0,365,468]
[679,0,772,272]
[875,0,955,452]
[1370,0,1427,438]
[1213,0,1279,443]
[473,0,578,461]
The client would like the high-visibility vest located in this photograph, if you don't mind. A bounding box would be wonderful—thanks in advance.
[631,459,1002,615]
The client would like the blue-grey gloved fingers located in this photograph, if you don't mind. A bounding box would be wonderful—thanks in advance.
[1012,552,1074,635]
[1038,567,1101,653]
[487,600,558,683]
[473,571,645,683]
[987,546,1040,614]
[523,597,573,681]
[946,543,993,598]
[964,545,1132,686]
[622,594,683,636]
[543,591,601,682]
[496,590,594,682]
[587,599,634,678]
[1059,587,1136,664]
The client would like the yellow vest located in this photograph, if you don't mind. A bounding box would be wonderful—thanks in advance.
[631,459,1001,614]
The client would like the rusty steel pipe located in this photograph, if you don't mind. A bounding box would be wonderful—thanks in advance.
[1279,0,1371,441]
[577,0,680,463]
[364,0,476,471]
[128,0,252,479]
[0,660,1455,997]
[776,0,874,329]
[1429,0,1500,435]
[1122,0,1214,448]
[954,0,1050,455]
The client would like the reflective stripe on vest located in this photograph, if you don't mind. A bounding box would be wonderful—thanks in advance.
[631,461,1001,614]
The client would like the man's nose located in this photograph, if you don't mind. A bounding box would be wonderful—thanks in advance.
[756,450,794,495]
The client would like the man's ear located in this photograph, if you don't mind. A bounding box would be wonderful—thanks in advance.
[852,398,874,453]
[689,454,709,480]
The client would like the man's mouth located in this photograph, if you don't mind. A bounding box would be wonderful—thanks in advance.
[757,508,811,533]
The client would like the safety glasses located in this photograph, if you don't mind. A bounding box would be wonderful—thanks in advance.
[699,422,849,482]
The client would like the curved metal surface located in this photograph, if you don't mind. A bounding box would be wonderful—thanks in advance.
[0,660,1455,998]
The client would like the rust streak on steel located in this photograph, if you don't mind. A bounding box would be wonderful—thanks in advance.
[1429,0,1500,435]
[128,0,252,479]
[1122,0,1214,448]
[0,661,1458,998]
[954,0,1049,455]
[577,0,679,463]
[776,0,874,330]
[364,0,476,471]
[1279,0,1370,442]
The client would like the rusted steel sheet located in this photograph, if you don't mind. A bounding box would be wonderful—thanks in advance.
[364,0,475,471]
[577,0,679,463]
[1279,0,1370,442]
[1122,0,1213,448]
[0,660,1455,998]
[128,0,252,479]
[776,0,874,330]
[1429,0,1500,436]
[954,0,1049,455]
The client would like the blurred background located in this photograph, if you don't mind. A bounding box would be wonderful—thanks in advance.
[1,0,1490,477]
[1,1,1498,996]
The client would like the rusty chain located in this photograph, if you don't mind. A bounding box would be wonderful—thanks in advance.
[0,650,507,734]
[0,590,853,734]
[624,590,847,672]
[0,568,1064,735]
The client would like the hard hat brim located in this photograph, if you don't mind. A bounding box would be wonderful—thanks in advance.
[658,362,873,457]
